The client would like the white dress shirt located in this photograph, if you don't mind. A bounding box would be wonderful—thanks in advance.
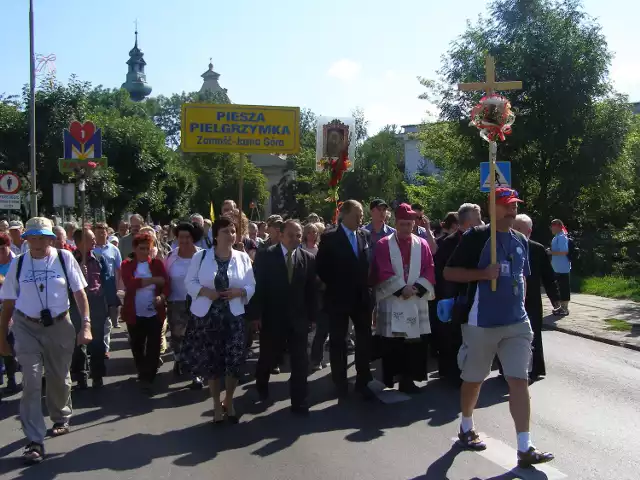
[185,247,255,317]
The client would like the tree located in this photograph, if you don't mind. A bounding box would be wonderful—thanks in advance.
[417,0,633,239]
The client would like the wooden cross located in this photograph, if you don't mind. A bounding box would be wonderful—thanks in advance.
[458,54,522,291]
[458,55,522,95]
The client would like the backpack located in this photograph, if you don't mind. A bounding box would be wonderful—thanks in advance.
[567,237,576,262]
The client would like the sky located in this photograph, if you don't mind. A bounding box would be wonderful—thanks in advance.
[1,0,638,134]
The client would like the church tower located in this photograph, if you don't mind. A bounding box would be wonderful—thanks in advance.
[122,29,152,102]
[200,59,228,96]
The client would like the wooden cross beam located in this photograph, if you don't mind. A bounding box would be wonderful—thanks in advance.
[458,55,522,95]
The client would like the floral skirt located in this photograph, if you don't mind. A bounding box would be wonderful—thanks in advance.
[180,305,246,379]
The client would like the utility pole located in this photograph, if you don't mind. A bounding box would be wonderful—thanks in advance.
[29,0,38,216]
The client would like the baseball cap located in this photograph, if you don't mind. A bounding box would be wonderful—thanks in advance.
[495,188,524,205]
[267,215,284,228]
[369,199,388,210]
[395,203,418,220]
[9,220,23,230]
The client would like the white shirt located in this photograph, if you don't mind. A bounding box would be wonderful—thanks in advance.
[0,248,87,318]
[134,262,156,317]
[185,248,255,317]
[280,243,298,259]
[167,256,192,301]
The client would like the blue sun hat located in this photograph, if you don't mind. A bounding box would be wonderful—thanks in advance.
[437,298,455,323]
[22,217,56,238]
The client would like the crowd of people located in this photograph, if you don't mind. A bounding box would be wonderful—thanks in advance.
[0,189,575,470]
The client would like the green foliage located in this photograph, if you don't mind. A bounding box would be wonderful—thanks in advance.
[0,75,265,224]
[415,0,638,275]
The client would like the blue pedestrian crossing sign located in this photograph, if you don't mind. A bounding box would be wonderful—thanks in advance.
[480,161,511,192]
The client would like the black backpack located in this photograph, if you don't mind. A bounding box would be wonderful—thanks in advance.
[567,237,576,262]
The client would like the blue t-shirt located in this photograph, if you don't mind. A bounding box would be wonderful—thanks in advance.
[93,243,122,278]
[447,226,530,328]
[551,233,571,274]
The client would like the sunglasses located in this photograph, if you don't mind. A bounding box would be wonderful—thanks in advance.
[496,189,519,199]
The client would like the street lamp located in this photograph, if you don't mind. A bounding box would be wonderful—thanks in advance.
[29,0,37,216]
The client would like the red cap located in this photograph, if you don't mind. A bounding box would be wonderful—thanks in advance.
[495,188,524,205]
[395,203,418,220]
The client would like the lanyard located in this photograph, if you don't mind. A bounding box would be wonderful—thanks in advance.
[31,254,50,310]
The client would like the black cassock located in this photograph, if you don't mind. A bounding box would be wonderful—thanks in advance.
[525,239,560,377]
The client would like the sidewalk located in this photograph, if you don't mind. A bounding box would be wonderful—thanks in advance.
[542,293,640,351]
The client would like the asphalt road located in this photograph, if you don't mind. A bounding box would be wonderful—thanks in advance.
[0,329,638,480]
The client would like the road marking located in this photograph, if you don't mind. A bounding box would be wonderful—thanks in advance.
[452,433,567,479]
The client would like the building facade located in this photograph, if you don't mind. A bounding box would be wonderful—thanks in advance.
[399,124,438,182]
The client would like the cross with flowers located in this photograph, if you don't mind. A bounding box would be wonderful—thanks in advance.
[458,54,522,291]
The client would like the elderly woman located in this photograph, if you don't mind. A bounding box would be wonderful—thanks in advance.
[121,233,170,393]
[164,222,204,389]
[182,216,255,424]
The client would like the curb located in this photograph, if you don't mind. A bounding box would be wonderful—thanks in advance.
[542,323,640,353]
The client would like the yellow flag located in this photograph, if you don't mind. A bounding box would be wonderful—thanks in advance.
[209,201,215,221]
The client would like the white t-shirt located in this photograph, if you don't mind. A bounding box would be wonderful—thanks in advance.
[134,262,156,317]
[0,248,87,318]
[168,256,191,301]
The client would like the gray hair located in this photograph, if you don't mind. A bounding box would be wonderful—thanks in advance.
[515,214,533,230]
[457,203,481,224]
[53,225,66,236]
[63,221,77,231]
[190,213,204,223]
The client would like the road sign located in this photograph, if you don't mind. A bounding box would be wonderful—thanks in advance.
[0,173,21,194]
[0,194,22,210]
[480,161,511,192]
[53,184,76,208]
[181,104,300,154]
[59,120,107,174]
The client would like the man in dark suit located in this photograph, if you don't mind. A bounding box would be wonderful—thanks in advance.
[252,219,317,414]
[316,200,374,400]
[432,203,483,384]
[513,215,560,380]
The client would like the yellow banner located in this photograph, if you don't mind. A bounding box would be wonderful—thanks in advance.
[181,104,300,154]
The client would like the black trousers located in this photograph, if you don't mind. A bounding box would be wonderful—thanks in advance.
[434,318,462,381]
[310,311,330,365]
[555,273,571,302]
[256,326,308,407]
[530,312,546,377]
[70,294,108,381]
[328,306,372,388]
[128,315,163,383]
[381,336,428,387]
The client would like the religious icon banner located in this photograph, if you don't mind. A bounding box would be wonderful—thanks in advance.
[315,116,356,172]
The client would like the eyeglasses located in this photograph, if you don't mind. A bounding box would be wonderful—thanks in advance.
[496,189,519,199]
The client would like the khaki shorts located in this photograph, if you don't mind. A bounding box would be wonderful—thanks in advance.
[458,321,533,382]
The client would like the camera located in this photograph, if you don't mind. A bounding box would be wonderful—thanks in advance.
[41,309,54,327]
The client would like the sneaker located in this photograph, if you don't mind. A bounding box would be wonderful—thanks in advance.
[457,428,487,451]
[189,377,204,390]
[517,446,554,468]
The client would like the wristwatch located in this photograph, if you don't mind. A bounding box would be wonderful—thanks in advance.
[82,316,91,325]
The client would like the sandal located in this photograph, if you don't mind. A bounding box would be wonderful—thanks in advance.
[22,442,45,464]
[51,422,70,437]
